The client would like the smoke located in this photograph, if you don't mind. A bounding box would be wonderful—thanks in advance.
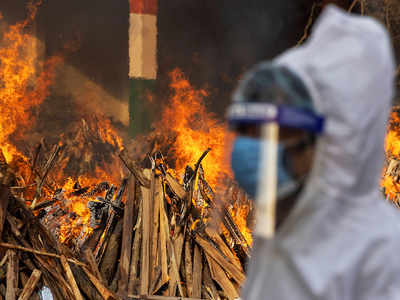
[57,64,129,127]
[12,34,129,148]
[157,0,316,118]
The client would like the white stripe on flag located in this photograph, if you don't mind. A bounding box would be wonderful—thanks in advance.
[129,13,157,79]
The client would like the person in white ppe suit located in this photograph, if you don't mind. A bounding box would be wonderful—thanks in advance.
[227,4,400,300]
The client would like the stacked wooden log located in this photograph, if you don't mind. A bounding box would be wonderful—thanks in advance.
[115,150,249,300]
[0,157,118,300]
[0,142,253,299]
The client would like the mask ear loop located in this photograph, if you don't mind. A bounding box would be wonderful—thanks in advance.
[255,122,279,239]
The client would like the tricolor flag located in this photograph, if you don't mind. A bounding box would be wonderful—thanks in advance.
[129,0,158,136]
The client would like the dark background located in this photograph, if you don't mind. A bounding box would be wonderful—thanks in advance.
[157,0,316,117]
[157,0,354,116]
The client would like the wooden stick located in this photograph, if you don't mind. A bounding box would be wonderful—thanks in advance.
[159,187,169,288]
[192,245,202,298]
[128,295,205,300]
[174,232,184,265]
[31,199,57,211]
[184,238,193,297]
[6,250,18,300]
[296,2,317,46]
[167,231,184,296]
[61,255,84,300]
[27,142,42,184]
[150,178,161,287]
[17,269,42,300]
[165,173,186,199]
[204,226,241,270]
[35,254,74,299]
[166,238,183,297]
[0,242,86,267]
[140,174,151,295]
[82,267,117,300]
[149,267,161,295]
[119,151,150,188]
[255,123,278,239]
[220,205,249,256]
[205,254,238,300]
[98,218,123,286]
[118,177,136,295]
[95,180,127,262]
[0,251,7,267]
[194,236,245,284]
[0,186,10,239]
[128,197,143,295]
[83,249,104,283]
[202,261,219,300]
[32,144,61,208]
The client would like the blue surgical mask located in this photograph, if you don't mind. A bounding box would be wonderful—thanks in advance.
[231,136,298,199]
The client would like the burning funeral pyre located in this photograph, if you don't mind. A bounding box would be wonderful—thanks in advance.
[0,7,253,300]
[0,139,252,300]
[382,107,400,205]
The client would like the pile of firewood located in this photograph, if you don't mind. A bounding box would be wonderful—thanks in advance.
[0,137,253,299]
[0,156,118,300]
[383,157,400,206]
[115,149,250,299]
[382,107,400,206]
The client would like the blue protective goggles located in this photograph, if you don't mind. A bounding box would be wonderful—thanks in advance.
[227,102,325,134]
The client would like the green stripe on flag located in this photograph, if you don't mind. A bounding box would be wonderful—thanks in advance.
[130,78,156,136]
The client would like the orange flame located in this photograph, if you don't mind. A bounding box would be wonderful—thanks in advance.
[54,119,123,243]
[160,69,252,246]
[0,6,251,248]
[0,3,63,163]
[161,69,233,187]
[231,204,253,246]
[384,111,400,156]
[58,167,118,244]
[0,6,123,244]
[382,109,400,198]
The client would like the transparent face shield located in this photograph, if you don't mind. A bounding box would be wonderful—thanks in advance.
[227,102,324,238]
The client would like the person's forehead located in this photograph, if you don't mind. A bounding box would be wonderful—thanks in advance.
[280,127,307,139]
[234,124,308,140]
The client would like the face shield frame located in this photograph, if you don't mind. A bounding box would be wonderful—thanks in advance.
[227,102,325,238]
[226,102,325,134]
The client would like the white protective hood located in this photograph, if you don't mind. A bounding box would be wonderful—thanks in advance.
[241,5,400,300]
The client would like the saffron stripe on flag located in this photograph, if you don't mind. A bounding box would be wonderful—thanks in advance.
[130,0,157,15]
[129,13,157,79]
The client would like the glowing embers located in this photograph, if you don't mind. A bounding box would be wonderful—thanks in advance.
[27,118,124,246]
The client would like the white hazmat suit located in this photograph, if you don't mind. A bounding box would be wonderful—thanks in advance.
[241,5,400,300]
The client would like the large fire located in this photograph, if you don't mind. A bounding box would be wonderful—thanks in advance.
[0,6,252,247]
[0,2,62,163]
[159,69,253,246]
[0,4,123,244]
[160,69,233,187]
